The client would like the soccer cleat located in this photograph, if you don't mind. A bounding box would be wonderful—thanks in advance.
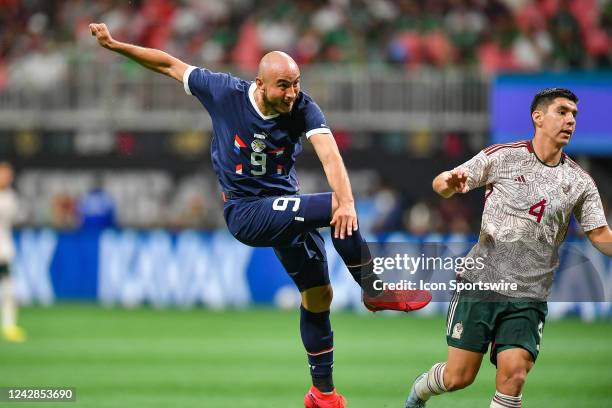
[364,289,432,313]
[404,373,427,408]
[304,385,347,408]
[2,325,26,343]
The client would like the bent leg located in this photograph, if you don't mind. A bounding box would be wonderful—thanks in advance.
[444,346,484,391]
[490,347,533,407]
[302,284,333,313]
[409,344,484,408]
[330,225,380,296]
[408,290,491,405]
[496,347,532,395]
[330,193,431,311]
[410,346,483,404]
[489,301,545,406]
[329,192,381,296]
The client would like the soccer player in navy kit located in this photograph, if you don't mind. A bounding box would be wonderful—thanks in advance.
[90,23,431,407]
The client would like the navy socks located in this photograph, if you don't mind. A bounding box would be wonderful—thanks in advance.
[300,305,334,392]
[331,227,381,296]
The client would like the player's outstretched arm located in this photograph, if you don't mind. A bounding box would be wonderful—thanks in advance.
[310,133,357,239]
[432,169,469,198]
[89,23,188,83]
[586,225,612,256]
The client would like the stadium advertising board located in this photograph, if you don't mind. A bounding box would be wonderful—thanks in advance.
[11,229,612,319]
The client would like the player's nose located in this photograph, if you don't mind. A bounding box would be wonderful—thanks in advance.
[285,87,297,100]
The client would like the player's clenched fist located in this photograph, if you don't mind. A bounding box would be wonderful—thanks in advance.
[89,23,114,49]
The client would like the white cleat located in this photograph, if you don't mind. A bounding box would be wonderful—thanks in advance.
[404,373,427,408]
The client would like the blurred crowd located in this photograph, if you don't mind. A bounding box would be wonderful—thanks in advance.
[0,0,610,90]
[14,169,225,231]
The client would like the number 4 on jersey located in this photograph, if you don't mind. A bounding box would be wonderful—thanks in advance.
[529,199,547,223]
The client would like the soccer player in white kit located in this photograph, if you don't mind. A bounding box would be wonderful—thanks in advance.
[404,88,612,407]
[0,162,25,342]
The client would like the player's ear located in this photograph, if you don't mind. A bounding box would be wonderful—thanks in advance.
[255,77,264,90]
[532,110,543,128]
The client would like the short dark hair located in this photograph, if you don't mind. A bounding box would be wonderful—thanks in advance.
[530,88,578,115]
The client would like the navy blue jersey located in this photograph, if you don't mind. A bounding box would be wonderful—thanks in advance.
[183,66,332,197]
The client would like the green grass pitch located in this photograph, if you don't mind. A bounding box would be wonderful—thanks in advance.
[1,305,611,407]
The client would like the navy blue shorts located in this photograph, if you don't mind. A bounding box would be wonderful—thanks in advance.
[224,193,332,291]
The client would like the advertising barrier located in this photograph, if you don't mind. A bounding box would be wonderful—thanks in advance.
[12,229,612,319]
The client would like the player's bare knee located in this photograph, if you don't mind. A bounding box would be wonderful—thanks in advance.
[301,285,333,312]
[496,349,532,394]
[316,285,333,306]
[444,366,477,391]
[445,373,476,391]
[508,370,527,390]
[497,369,527,395]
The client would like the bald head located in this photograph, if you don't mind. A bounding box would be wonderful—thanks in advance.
[257,51,300,82]
[254,51,301,115]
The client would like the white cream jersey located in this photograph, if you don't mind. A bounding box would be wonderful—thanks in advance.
[0,188,18,263]
[456,140,607,300]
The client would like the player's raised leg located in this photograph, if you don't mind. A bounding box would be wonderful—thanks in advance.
[405,346,483,407]
[329,192,431,312]
[490,348,533,407]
